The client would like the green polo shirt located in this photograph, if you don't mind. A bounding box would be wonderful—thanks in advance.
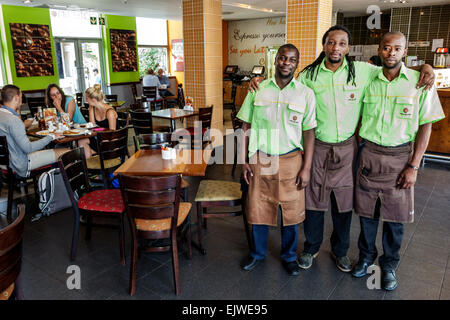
[237,77,317,157]
[298,59,380,143]
[359,63,445,147]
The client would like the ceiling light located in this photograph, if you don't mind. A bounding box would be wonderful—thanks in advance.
[223,2,284,14]
[23,0,32,4]
[379,0,408,3]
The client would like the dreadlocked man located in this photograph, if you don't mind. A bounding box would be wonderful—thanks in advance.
[249,25,435,273]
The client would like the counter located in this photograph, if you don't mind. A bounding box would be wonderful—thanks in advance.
[427,89,450,154]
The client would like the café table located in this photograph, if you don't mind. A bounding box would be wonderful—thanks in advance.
[108,101,126,109]
[151,108,198,132]
[114,147,211,177]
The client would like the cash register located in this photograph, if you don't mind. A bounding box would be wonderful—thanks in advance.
[251,65,265,77]
[223,65,239,80]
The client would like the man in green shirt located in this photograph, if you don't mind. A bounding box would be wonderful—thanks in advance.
[249,26,435,273]
[237,44,316,276]
[352,32,445,291]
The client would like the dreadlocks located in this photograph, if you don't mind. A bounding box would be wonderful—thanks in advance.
[301,25,356,86]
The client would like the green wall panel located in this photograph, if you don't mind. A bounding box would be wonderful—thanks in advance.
[103,14,139,85]
[0,5,58,91]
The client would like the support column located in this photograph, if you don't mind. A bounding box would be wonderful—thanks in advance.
[182,0,223,134]
[286,0,333,72]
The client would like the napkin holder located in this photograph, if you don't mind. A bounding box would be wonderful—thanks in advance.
[161,148,176,160]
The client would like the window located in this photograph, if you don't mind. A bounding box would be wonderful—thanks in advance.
[50,9,101,38]
[136,17,168,78]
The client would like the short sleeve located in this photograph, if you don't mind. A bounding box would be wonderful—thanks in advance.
[418,87,445,125]
[237,90,256,123]
[356,61,381,81]
[302,88,317,131]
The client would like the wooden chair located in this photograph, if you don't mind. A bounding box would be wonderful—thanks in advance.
[164,77,179,108]
[80,107,90,122]
[223,81,237,114]
[230,111,243,177]
[105,95,118,103]
[0,136,51,219]
[116,111,130,129]
[86,127,128,189]
[177,84,185,108]
[142,86,165,110]
[118,174,192,295]
[25,96,46,115]
[186,105,213,150]
[133,133,190,201]
[0,204,25,300]
[58,148,125,263]
[129,109,171,137]
[75,93,83,107]
[130,83,140,104]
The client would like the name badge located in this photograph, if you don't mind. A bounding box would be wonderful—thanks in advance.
[345,91,357,102]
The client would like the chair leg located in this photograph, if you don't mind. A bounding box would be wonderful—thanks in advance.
[119,212,126,266]
[171,231,181,295]
[203,207,207,229]
[7,175,14,219]
[196,202,206,255]
[85,213,92,240]
[129,232,138,296]
[232,140,237,177]
[71,208,80,261]
[186,215,192,260]
[182,187,188,202]
[14,272,24,300]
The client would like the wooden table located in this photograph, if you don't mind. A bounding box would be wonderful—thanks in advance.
[114,148,211,177]
[27,126,98,145]
[151,108,198,132]
[108,101,126,109]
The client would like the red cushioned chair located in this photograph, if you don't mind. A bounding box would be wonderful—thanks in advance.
[58,147,126,264]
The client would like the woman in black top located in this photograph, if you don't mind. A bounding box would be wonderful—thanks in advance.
[84,84,118,156]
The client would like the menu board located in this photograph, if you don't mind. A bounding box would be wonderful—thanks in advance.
[9,23,54,77]
[110,29,137,72]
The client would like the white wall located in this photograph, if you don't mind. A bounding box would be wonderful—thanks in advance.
[227,16,286,72]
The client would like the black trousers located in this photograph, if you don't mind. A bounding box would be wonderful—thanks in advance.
[357,199,404,271]
[303,192,352,257]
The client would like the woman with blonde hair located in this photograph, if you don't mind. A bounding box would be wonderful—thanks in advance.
[84,84,118,157]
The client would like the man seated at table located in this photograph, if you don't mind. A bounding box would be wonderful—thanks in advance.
[157,68,171,97]
[0,85,69,178]
[142,68,162,101]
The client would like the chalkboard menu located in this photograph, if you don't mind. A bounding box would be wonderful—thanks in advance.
[9,23,54,77]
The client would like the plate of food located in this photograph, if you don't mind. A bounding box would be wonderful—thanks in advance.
[36,130,52,136]
[63,129,83,136]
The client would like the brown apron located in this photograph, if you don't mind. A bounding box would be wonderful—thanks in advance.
[306,136,357,213]
[247,150,305,226]
[355,141,414,223]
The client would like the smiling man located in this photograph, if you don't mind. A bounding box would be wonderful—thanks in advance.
[352,32,445,291]
[237,44,316,276]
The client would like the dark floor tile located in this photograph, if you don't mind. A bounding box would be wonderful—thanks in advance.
[383,274,441,300]
[329,274,385,300]
[443,268,450,289]
[79,265,132,300]
[108,286,162,300]
[403,241,448,267]
[410,227,450,250]
[440,288,450,300]
[396,255,445,287]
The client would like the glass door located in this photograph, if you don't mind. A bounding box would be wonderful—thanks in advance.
[55,38,105,96]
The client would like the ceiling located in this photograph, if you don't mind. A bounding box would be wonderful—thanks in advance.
[0,0,449,20]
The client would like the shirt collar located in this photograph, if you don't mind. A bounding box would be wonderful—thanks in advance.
[377,62,409,82]
[1,105,19,117]
[269,76,298,90]
[319,57,348,73]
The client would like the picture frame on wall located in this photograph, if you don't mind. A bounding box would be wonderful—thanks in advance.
[110,29,138,72]
[10,22,54,77]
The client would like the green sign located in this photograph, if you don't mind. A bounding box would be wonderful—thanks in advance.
[90,17,97,25]
[99,17,105,25]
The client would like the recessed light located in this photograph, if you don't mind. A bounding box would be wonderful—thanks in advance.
[23,0,32,4]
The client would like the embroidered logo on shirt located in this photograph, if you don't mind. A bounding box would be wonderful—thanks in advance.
[289,113,300,124]
[345,92,357,102]
[400,106,412,117]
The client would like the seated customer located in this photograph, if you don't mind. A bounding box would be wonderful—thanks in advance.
[142,68,161,100]
[157,68,171,97]
[84,84,118,157]
[45,83,87,124]
[0,85,69,177]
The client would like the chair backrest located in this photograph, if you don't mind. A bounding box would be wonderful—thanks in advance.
[177,84,185,107]
[118,174,182,236]
[75,93,83,107]
[231,111,243,131]
[58,147,91,208]
[198,105,213,129]
[129,109,153,135]
[96,126,129,165]
[130,83,138,100]
[0,136,10,168]
[142,86,157,100]
[105,95,118,103]
[0,204,25,294]
[80,107,90,121]
[116,111,130,129]
[26,96,46,115]
[167,77,178,97]
[134,133,175,151]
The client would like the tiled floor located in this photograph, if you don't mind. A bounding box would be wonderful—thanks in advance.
[2,141,450,300]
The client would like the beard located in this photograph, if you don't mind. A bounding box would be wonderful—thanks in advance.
[382,60,402,69]
[275,68,295,79]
